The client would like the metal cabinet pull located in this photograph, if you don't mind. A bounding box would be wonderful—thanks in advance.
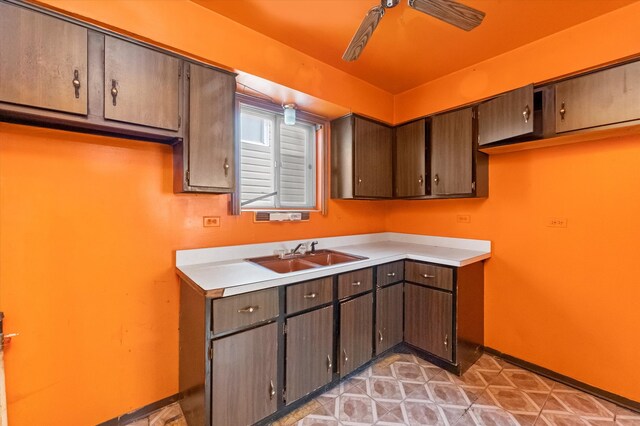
[223,158,230,177]
[434,174,440,185]
[72,70,81,99]
[343,349,349,364]
[269,380,275,400]
[327,355,332,371]
[303,292,317,299]
[418,175,423,186]
[522,105,531,123]
[560,102,566,121]
[111,79,118,106]
[444,334,449,349]
[421,273,435,279]
[237,306,259,313]
[378,330,384,343]
[386,272,396,277]
[357,177,362,184]
[352,281,361,286]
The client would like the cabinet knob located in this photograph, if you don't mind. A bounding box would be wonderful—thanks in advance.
[269,380,276,400]
[352,281,361,286]
[72,69,81,99]
[237,305,259,313]
[303,292,317,299]
[327,355,332,372]
[223,158,230,177]
[444,334,449,349]
[343,349,349,364]
[111,79,119,107]
[378,330,384,343]
[386,272,396,277]
[421,273,435,279]
[522,105,531,123]
[418,175,423,186]
[560,102,566,121]
[357,177,362,184]
[434,174,440,185]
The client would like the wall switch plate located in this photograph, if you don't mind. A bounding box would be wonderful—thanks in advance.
[203,216,220,227]
[547,217,568,228]
[457,214,471,223]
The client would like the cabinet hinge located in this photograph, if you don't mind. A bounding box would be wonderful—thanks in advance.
[178,63,182,78]
[178,115,182,128]
[282,387,286,403]
[186,68,191,80]
[186,169,190,184]
[208,346,214,360]
[471,181,476,191]
[282,324,287,335]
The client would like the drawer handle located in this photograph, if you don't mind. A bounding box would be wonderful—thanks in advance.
[327,355,332,372]
[343,349,349,364]
[378,330,384,343]
[237,306,259,313]
[386,272,396,277]
[352,281,361,286]
[269,380,275,400]
[303,292,318,299]
[421,273,435,279]
[444,334,449,349]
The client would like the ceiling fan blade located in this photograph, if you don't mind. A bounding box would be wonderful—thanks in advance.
[409,0,485,31]
[342,5,385,62]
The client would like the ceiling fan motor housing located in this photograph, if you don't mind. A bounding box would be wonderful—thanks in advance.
[382,0,400,8]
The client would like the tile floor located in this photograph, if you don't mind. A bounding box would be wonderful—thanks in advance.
[125,352,640,426]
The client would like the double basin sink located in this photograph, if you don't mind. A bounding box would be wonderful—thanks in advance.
[247,249,367,274]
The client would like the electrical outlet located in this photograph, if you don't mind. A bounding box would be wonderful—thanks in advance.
[457,214,471,223]
[547,217,568,228]
[203,216,220,227]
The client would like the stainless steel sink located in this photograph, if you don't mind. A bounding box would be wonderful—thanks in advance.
[247,249,367,274]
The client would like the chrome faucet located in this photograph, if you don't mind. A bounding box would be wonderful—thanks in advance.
[291,243,306,255]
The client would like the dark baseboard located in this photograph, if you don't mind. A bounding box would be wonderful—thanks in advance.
[96,393,181,426]
[484,347,640,414]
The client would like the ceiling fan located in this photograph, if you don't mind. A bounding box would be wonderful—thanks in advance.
[343,0,486,61]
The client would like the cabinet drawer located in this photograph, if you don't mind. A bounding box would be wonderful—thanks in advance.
[286,277,333,313]
[338,268,373,299]
[376,261,404,287]
[405,262,453,291]
[213,288,279,334]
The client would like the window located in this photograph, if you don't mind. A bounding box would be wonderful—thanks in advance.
[239,104,316,209]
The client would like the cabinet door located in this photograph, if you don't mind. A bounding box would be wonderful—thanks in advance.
[376,283,403,354]
[555,61,640,133]
[404,284,453,361]
[0,3,87,115]
[340,293,373,377]
[431,108,473,196]
[286,306,334,403]
[395,119,426,197]
[354,117,392,198]
[211,323,278,426]
[478,84,534,145]
[186,63,235,190]
[104,36,180,131]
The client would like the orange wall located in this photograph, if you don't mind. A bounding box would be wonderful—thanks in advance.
[0,123,385,425]
[390,2,640,402]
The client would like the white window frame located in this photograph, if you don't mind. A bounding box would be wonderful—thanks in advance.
[239,103,317,210]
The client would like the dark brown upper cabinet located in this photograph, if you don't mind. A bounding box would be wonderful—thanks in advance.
[173,62,236,193]
[555,61,640,133]
[331,114,393,199]
[0,2,88,115]
[104,36,181,131]
[478,84,535,146]
[431,107,482,197]
[395,119,427,197]
[285,306,334,403]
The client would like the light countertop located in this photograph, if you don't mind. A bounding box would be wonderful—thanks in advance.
[175,233,491,298]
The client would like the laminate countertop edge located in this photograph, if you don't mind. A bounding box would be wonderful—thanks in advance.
[175,234,492,298]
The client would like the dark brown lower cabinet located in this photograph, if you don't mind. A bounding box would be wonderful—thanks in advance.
[211,323,278,426]
[376,283,403,354]
[285,306,334,403]
[404,284,453,361]
[340,294,373,377]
